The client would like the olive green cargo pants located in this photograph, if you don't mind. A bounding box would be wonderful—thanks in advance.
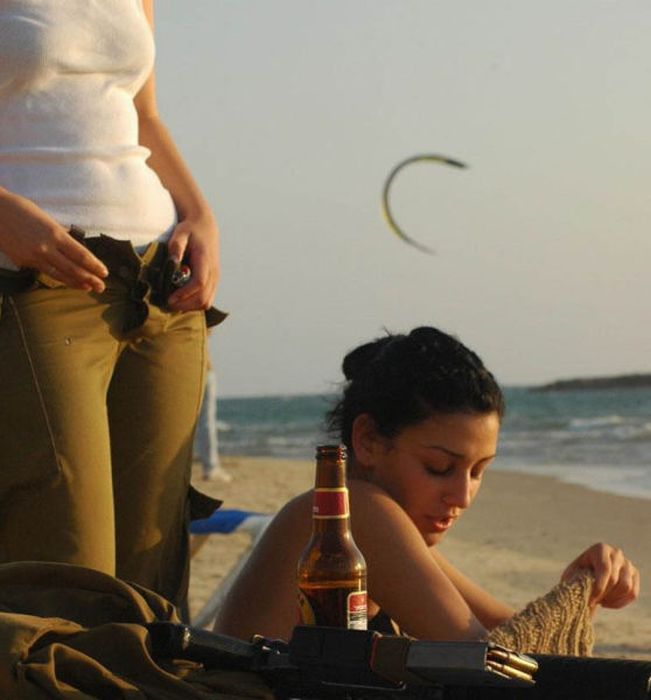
[0,240,218,608]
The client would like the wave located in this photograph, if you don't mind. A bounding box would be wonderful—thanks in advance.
[267,435,315,448]
[501,417,651,445]
[570,415,624,429]
[613,421,651,441]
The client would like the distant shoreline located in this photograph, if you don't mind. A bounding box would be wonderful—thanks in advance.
[533,373,651,392]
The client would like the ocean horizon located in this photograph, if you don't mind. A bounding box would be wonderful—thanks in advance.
[213,386,651,501]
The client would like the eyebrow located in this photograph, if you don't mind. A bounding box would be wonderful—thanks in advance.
[422,444,496,461]
[422,444,464,458]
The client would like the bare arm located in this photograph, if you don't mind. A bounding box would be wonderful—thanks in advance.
[429,547,515,630]
[137,0,220,311]
[349,481,490,640]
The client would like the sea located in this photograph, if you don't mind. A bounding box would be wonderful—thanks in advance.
[215,387,651,501]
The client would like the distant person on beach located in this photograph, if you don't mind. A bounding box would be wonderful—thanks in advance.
[195,356,232,482]
[214,327,639,644]
[0,0,223,609]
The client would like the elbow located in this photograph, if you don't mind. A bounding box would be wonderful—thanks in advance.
[441,615,488,642]
[484,608,517,632]
[401,611,488,642]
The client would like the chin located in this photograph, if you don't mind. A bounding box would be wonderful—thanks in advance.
[423,530,446,546]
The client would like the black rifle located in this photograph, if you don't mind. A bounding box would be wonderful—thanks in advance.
[147,623,651,700]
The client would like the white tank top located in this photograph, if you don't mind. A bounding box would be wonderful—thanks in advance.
[0,0,177,270]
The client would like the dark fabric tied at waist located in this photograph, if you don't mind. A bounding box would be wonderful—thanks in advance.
[0,229,228,332]
[87,235,168,332]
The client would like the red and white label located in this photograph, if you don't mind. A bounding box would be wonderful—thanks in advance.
[347,591,368,630]
[313,487,349,519]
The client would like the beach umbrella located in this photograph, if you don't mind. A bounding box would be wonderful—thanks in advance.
[381,153,468,254]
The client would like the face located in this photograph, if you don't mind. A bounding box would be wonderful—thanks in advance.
[358,412,500,546]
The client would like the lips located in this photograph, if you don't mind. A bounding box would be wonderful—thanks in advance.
[428,514,457,533]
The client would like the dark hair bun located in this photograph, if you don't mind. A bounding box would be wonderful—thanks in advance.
[341,336,395,381]
[328,326,504,450]
[406,326,483,370]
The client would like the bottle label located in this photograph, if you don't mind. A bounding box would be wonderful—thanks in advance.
[312,487,349,519]
[347,591,368,630]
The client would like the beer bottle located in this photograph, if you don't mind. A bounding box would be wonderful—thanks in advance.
[297,444,367,629]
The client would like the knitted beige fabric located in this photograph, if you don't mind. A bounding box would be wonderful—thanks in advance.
[488,571,595,656]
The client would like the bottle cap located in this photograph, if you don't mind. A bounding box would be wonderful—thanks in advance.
[316,444,347,460]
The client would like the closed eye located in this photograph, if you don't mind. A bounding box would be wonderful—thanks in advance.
[425,464,453,477]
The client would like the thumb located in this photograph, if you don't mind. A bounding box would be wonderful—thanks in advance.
[167,222,192,263]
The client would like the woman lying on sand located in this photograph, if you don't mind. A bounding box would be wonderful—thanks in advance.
[214,326,639,643]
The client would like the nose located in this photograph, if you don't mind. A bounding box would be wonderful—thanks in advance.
[442,472,472,509]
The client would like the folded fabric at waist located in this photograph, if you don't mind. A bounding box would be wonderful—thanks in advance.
[0,226,227,328]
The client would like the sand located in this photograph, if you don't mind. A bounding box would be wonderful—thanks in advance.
[189,456,651,660]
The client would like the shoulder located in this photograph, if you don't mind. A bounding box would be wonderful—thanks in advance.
[348,478,415,526]
[349,478,395,503]
[250,490,313,560]
[214,491,313,639]
[272,480,402,521]
[270,490,312,532]
[347,479,429,559]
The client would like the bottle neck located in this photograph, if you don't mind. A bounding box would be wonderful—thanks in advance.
[312,517,351,536]
[311,486,351,535]
[314,452,347,490]
[311,451,350,535]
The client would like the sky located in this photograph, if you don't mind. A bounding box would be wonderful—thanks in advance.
[154,1,651,398]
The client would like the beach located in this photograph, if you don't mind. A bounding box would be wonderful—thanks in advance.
[189,456,651,660]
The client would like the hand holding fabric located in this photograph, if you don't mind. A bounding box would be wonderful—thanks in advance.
[561,542,640,610]
[165,214,220,312]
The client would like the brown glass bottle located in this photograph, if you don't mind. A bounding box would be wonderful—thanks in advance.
[297,444,367,629]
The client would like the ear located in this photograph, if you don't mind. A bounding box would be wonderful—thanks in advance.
[351,413,384,470]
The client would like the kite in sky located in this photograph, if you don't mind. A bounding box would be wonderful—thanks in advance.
[381,153,468,254]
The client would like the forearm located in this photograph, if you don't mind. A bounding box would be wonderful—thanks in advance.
[134,4,220,309]
[431,548,515,630]
[350,486,486,640]
[138,114,216,224]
